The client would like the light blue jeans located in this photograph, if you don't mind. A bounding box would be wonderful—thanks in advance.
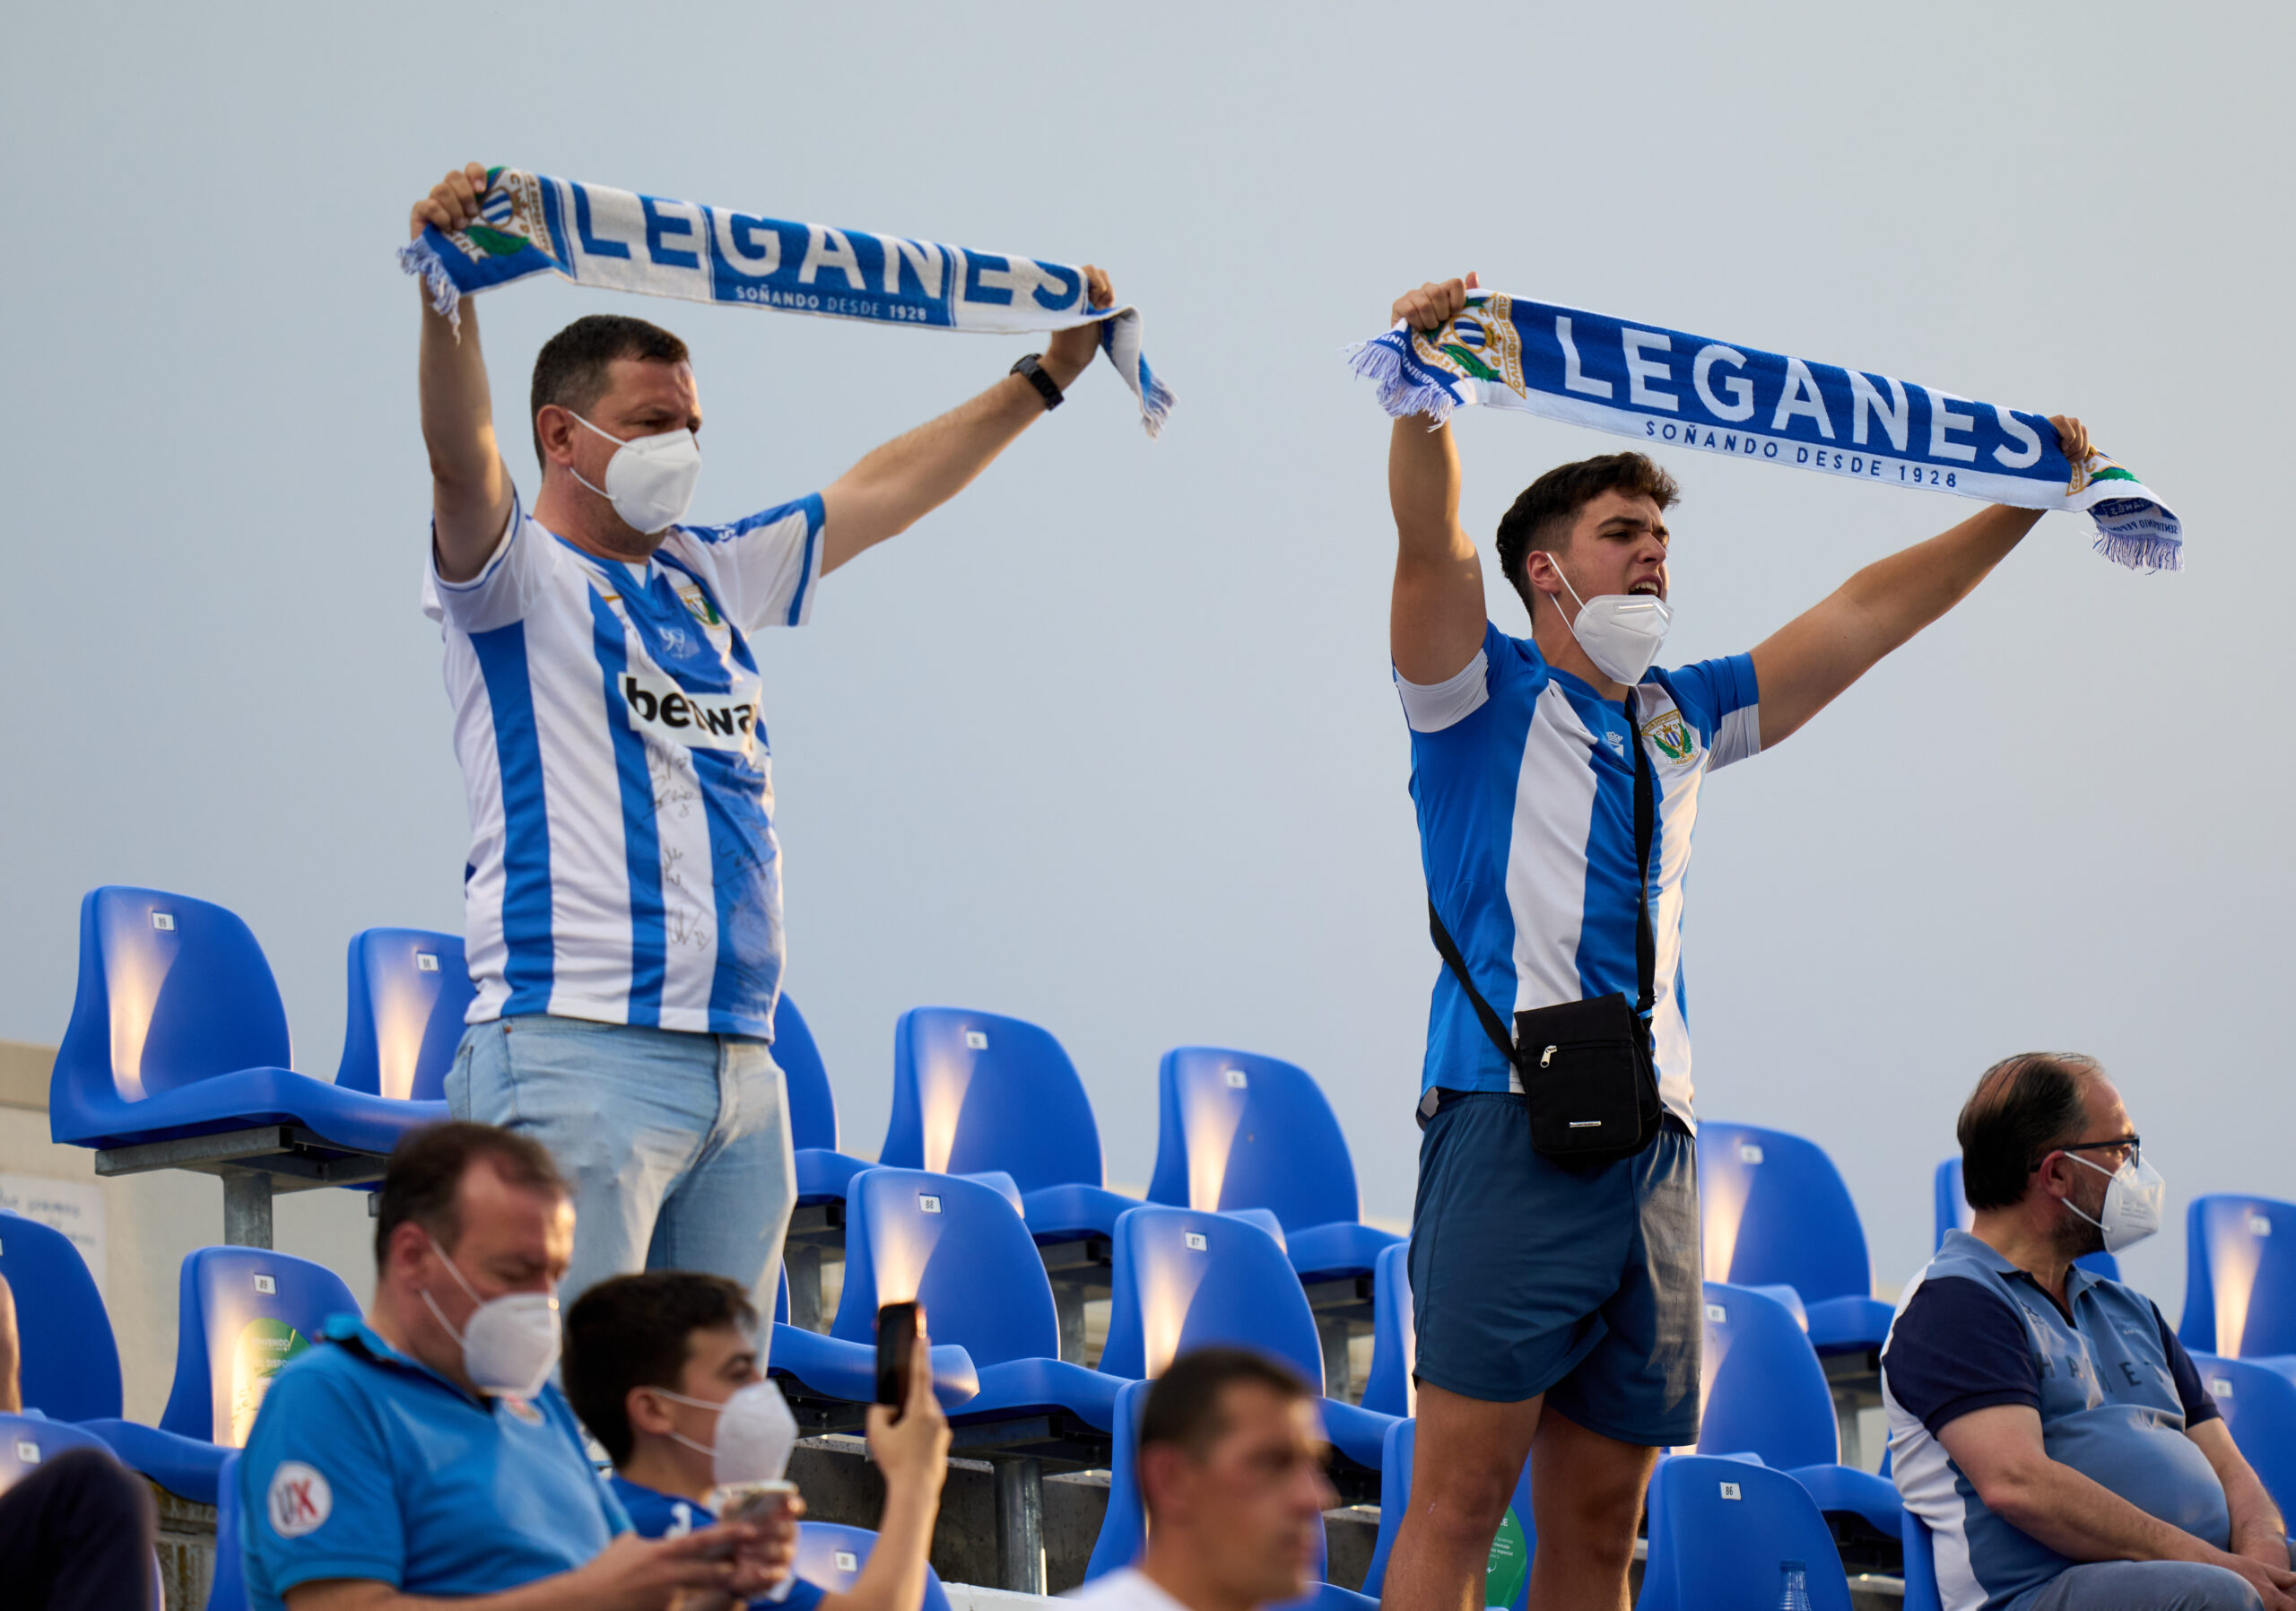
[446,1016,796,1320]
[2018,1554,2289,1611]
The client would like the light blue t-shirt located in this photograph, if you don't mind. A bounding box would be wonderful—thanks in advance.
[1397,621,1761,1122]
[610,1472,828,1611]
[239,1314,629,1608]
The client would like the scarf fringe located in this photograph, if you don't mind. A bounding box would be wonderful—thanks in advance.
[397,238,464,332]
[1344,335,1458,426]
[2092,530,2184,573]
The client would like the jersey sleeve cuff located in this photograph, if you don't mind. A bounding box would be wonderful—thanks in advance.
[1926,1387,2040,1438]
[429,490,523,595]
[274,1557,404,1594]
[1396,651,1492,733]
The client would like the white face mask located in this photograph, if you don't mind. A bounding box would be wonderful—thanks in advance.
[419,1234,561,1399]
[2062,1151,2167,1253]
[648,1379,798,1487]
[1550,566,1673,686]
[569,413,701,535]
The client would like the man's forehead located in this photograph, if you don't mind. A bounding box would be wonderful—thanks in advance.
[602,356,700,411]
[1582,492,1668,534]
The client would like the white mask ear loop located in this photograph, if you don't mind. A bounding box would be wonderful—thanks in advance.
[644,1385,728,1461]
[565,413,622,503]
[418,1232,483,1343]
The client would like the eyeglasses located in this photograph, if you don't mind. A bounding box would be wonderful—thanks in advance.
[2053,1136,2142,1171]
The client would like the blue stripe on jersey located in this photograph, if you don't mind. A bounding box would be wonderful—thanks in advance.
[697,752,778,1030]
[785,500,822,625]
[470,622,554,1014]
[587,592,666,1024]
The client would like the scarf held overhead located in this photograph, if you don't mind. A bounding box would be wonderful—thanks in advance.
[1348,292,2178,571]
[400,167,1174,436]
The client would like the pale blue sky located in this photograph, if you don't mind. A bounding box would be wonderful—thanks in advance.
[4,2,2288,1311]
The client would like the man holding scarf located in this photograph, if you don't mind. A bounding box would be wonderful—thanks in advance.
[408,161,1115,1318]
[1378,272,2092,1611]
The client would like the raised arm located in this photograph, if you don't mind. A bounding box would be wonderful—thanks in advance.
[410,163,517,584]
[1388,274,1489,685]
[1937,1405,2296,1610]
[817,267,1111,576]
[1748,414,2091,748]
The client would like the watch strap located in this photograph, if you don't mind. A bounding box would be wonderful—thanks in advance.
[1010,353,1064,411]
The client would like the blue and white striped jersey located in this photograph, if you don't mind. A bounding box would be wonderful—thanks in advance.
[1397,621,1762,1123]
[422,490,824,1038]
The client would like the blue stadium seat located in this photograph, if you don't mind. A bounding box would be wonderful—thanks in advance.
[1697,1122,1893,1355]
[1099,1206,1395,1473]
[1146,1048,1401,1284]
[778,995,874,1206]
[1932,1158,2119,1280]
[0,1208,230,1502]
[2180,1195,2296,1359]
[1637,1454,1855,1611]
[210,1450,248,1611]
[879,1008,1139,1245]
[793,1520,953,1611]
[0,1409,118,1490]
[1900,1510,1942,1611]
[1359,1241,1415,1418]
[0,1207,122,1421]
[1698,1282,1903,1546]
[2190,1353,2296,1520]
[50,887,445,1157]
[332,928,473,1102]
[1087,1376,1375,1611]
[822,1168,1115,1436]
[158,1246,361,1445]
[1361,1417,1537,1609]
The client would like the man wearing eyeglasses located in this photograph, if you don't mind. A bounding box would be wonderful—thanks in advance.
[1882,1053,2292,1611]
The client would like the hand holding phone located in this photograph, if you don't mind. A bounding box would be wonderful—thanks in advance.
[875,1301,918,1421]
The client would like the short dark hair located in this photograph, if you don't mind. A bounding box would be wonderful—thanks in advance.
[529,313,690,466]
[372,1120,567,1268]
[561,1272,760,1466]
[1139,1347,1311,1467]
[1492,452,1679,617]
[1956,1053,2104,1212]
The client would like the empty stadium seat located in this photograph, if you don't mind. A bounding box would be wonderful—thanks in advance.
[1359,1241,1414,1418]
[1697,1282,1903,1552]
[332,928,473,1102]
[1146,1048,1401,1283]
[1637,1454,1855,1611]
[778,994,874,1205]
[159,1246,361,1445]
[1361,1417,1537,1610]
[51,886,445,1163]
[794,1519,953,1611]
[1088,1376,1375,1611]
[879,1008,1139,1245]
[1931,1158,2119,1280]
[0,1208,230,1502]
[1099,1206,1396,1473]
[1900,1510,1942,1611]
[2190,1353,2296,1520]
[2180,1195,2296,1359]
[0,1409,117,1490]
[0,1207,123,1421]
[1697,1122,1893,1355]
[210,1450,248,1611]
[824,1167,1116,1436]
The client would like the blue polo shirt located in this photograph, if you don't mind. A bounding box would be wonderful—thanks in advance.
[1882,1231,2226,1611]
[609,1473,826,1611]
[239,1315,629,1609]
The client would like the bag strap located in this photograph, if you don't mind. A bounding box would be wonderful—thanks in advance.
[1426,688,1658,1059]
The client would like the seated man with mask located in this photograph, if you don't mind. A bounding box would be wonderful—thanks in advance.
[562,1272,949,1611]
[1883,1054,2293,1611]
[239,1122,795,1610]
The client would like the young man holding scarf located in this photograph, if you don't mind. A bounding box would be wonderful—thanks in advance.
[408,163,1115,1319]
[1378,272,2092,1611]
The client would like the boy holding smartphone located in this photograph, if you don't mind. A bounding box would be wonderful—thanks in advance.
[564,1274,951,1611]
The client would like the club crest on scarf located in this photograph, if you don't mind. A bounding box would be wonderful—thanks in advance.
[1412,292,1529,400]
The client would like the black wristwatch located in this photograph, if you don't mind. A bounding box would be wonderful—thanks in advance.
[1010,353,1065,411]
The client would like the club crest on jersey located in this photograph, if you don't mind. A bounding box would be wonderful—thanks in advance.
[619,669,759,755]
[1640,708,1695,763]
[678,586,724,628]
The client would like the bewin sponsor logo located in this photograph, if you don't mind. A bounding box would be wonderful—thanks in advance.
[620,671,758,753]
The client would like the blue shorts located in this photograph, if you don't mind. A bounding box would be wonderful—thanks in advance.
[1409,1092,1702,1447]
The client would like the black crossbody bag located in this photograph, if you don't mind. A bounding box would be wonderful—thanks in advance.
[1425,692,1665,1165]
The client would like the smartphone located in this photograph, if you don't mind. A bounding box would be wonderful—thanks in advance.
[875,1301,918,1418]
[699,1480,797,1556]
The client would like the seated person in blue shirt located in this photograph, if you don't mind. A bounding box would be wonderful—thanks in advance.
[239,1121,796,1611]
[1883,1053,2293,1611]
[562,1271,949,1611]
